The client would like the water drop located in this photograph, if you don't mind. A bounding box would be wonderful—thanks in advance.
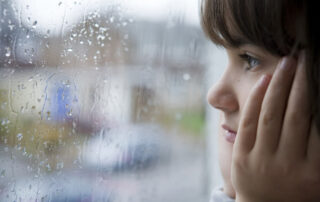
[56,162,64,169]
[110,16,114,23]
[8,24,15,31]
[32,21,37,28]
[0,169,5,178]
[183,73,191,81]
[5,48,10,57]
[67,110,72,117]
[3,9,7,16]
[97,35,105,40]
[46,163,51,171]
[17,133,23,141]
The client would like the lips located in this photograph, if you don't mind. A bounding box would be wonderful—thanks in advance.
[222,124,237,143]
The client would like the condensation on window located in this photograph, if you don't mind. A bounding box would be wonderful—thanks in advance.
[0,0,211,201]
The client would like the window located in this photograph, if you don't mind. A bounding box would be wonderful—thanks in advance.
[0,0,213,201]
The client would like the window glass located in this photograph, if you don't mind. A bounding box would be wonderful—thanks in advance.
[0,0,211,201]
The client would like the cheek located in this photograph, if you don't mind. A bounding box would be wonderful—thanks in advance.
[236,77,259,112]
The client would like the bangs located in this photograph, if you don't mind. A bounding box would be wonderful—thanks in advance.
[201,0,301,56]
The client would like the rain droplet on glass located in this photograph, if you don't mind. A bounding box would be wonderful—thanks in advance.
[110,16,114,23]
[17,133,23,141]
[183,73,191,81]
[32,21,37,28]
[0,169,5,178]
[5,48,10,57]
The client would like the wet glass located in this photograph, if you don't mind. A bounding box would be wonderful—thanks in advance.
[0,0,214,201]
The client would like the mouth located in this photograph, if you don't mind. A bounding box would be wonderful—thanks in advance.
[222,124,237,143]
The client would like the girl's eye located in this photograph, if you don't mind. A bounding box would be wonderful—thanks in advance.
[239,53,260,70]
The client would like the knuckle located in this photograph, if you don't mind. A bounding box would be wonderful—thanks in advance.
[274,155,296,176]
[233,152,249,170]
[241,117,253,129]
[302,166,320,189]
[312,162,320,174]
[261,111,275,126]
[278,162,295,176]
[286,110,300,125]
[255,160,271,175]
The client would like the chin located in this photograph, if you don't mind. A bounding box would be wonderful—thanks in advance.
[223,182,236,198]
[218,126,236,198]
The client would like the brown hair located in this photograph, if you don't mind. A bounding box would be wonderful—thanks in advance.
[201,0,320,132]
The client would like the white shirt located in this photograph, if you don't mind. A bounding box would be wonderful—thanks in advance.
[210,186,235,202]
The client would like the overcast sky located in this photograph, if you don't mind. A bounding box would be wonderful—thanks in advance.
[13,0,200,36]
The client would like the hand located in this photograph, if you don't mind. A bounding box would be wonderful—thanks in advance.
[232,53,320,202]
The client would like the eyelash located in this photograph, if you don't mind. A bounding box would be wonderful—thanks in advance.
[239,53,260,70]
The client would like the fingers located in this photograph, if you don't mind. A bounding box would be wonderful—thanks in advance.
[235,74,271,154]
[278,53,311,159]
[254,57,297,153]
[307,122,320,163]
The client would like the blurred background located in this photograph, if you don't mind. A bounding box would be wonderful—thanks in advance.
[0,0,227,201]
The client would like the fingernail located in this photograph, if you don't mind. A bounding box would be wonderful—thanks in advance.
[259,74,270,86]
[298,51,306,66]
[280,57,295,70]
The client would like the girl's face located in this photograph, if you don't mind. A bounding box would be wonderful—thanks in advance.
[207,44,281,197]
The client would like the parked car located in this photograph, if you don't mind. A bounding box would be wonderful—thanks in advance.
[0,173,115,202]
[83,123,169,172]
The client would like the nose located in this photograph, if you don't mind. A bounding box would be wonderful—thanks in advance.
[207,74,239,113]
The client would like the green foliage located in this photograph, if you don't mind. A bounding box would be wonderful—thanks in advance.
[177,110,205,137]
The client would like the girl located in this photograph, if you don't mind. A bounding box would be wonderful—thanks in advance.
[201,1,320,201]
